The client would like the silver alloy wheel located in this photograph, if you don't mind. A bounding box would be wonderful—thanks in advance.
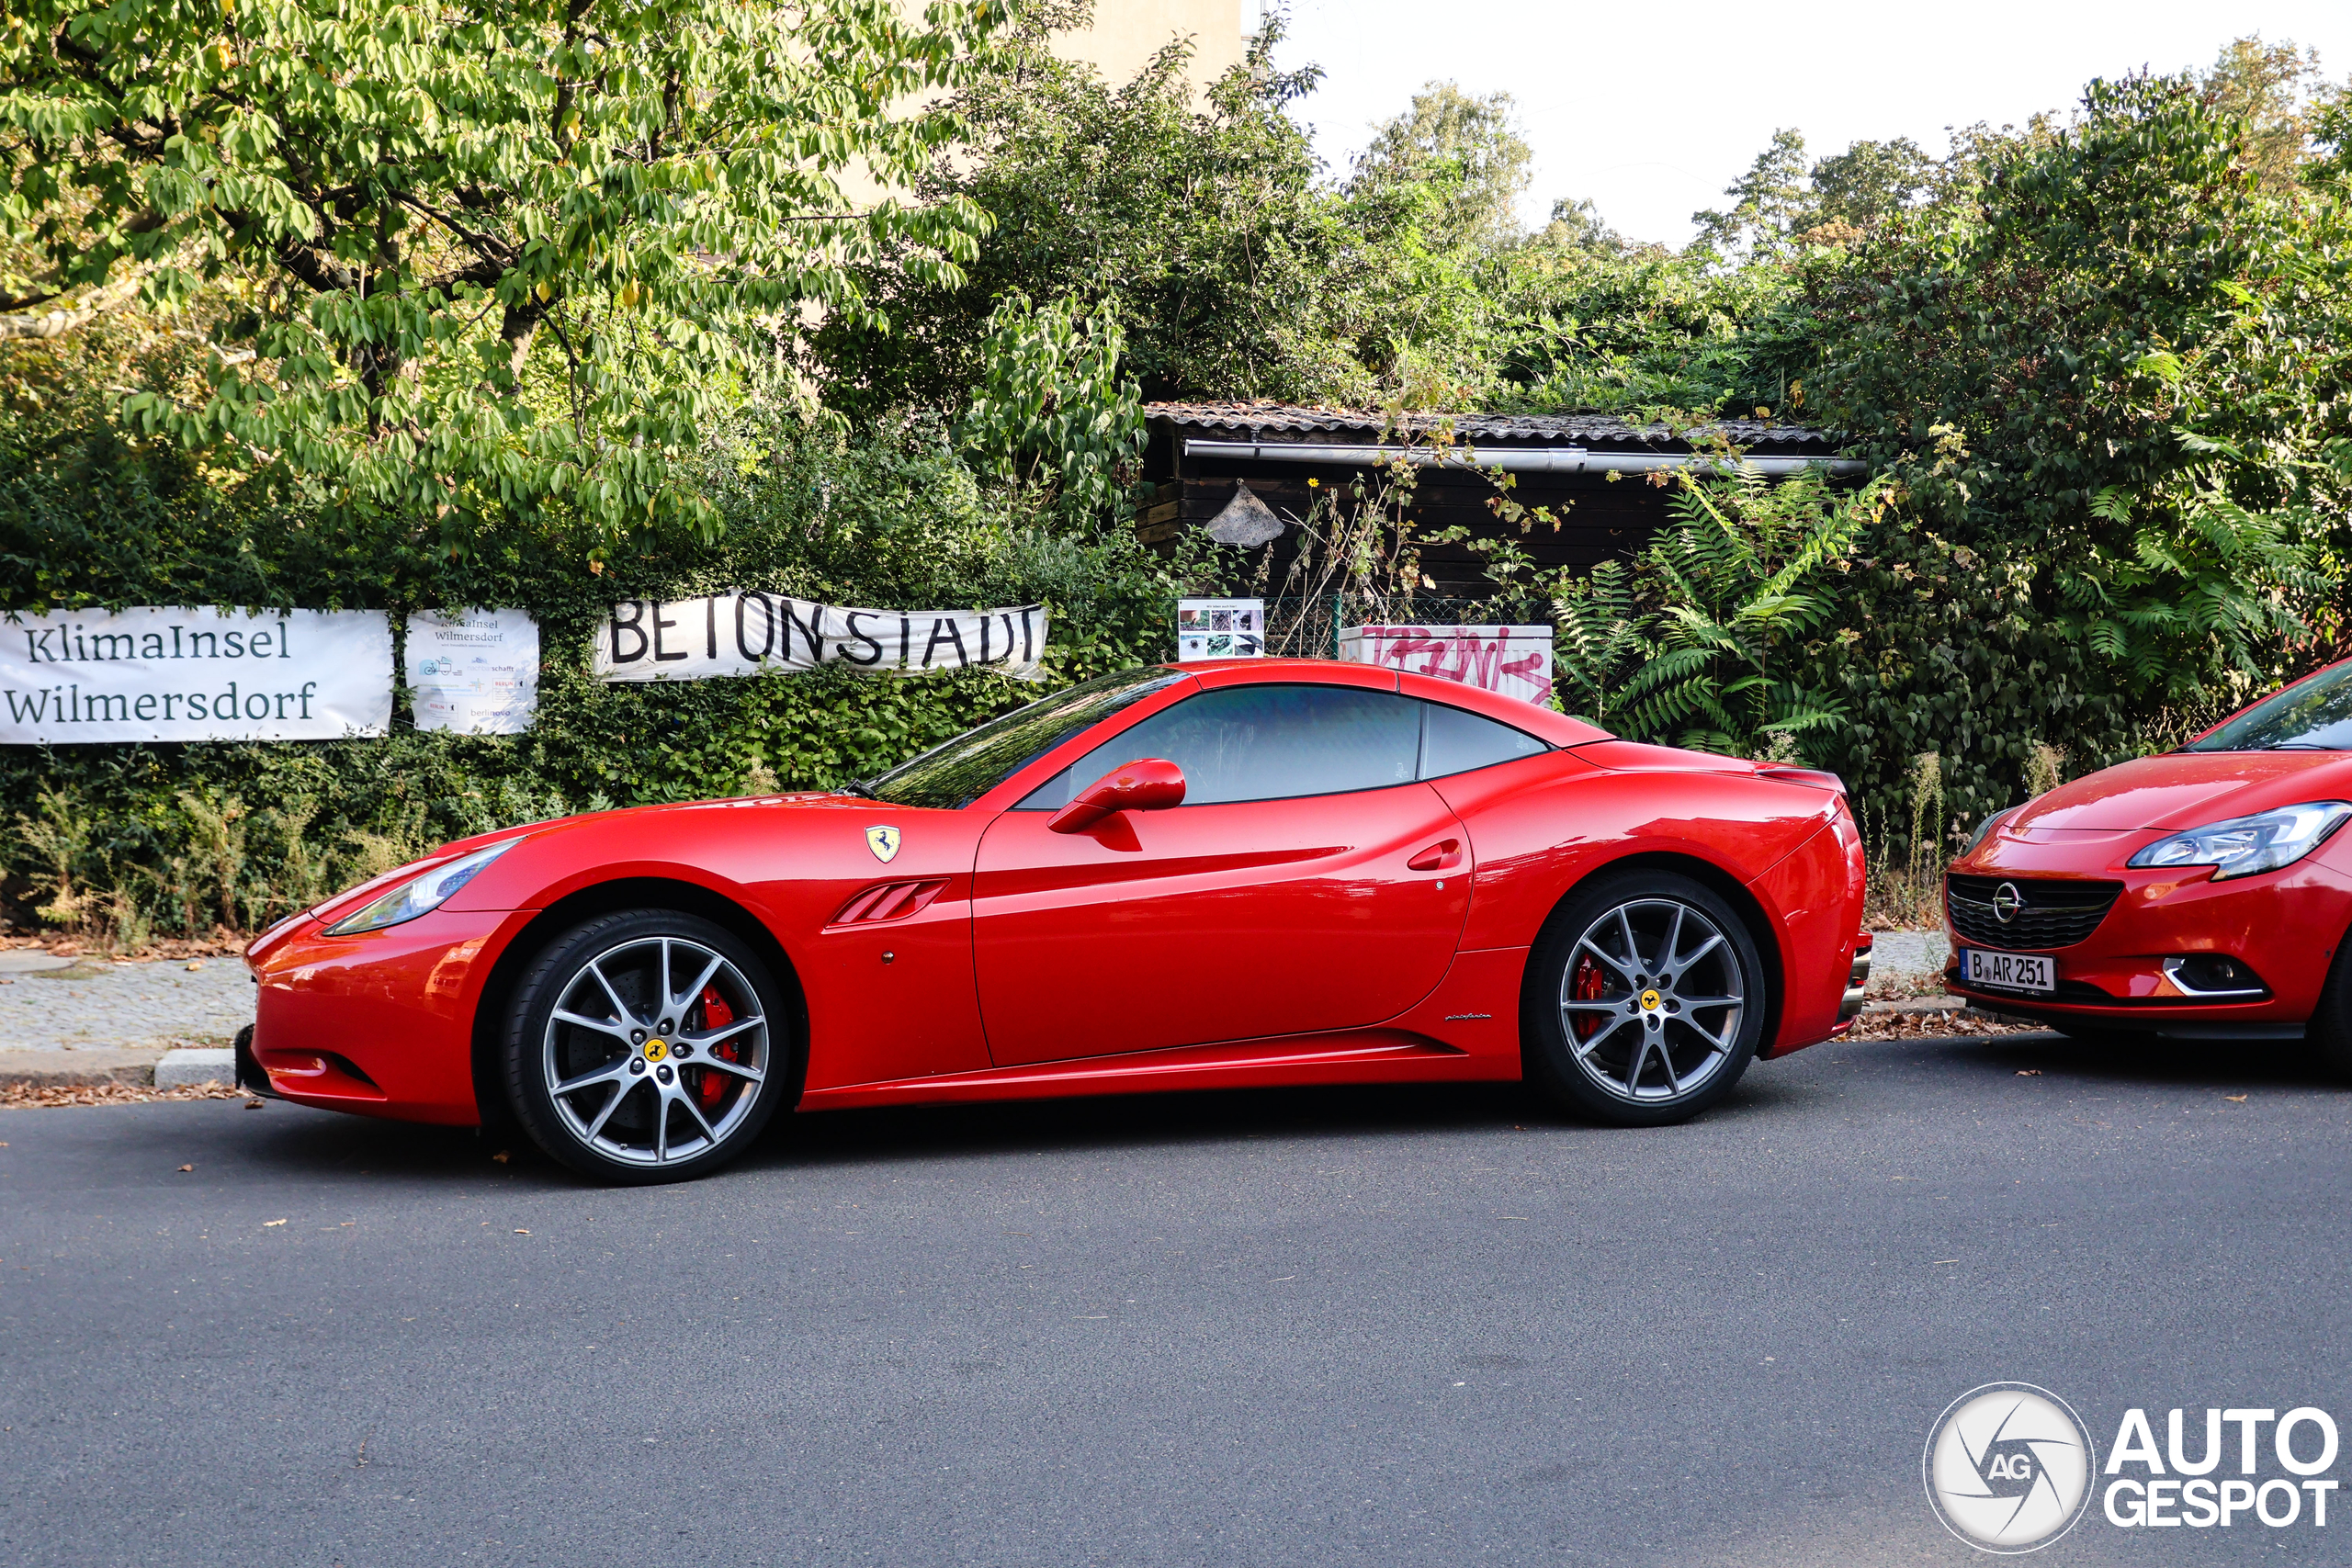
[1557,897,1746,1103]
[541,936,769,1168]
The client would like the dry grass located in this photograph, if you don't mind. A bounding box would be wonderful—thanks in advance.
[1863,869,1944,933]
[2,931,249,961]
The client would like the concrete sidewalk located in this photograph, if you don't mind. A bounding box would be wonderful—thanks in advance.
[0,947,254,1092]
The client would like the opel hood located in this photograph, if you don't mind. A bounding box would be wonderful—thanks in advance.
[2011,752,2352,832]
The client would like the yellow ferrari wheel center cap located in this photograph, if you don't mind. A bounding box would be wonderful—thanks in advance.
[644,1039,669,1062]
[1639,989,1662,1012]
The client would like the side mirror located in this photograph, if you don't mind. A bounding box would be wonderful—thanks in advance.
[1046,757,1186,835]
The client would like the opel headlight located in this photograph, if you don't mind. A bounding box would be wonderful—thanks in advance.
[325,840,521,934]
[2126,802,2352,881]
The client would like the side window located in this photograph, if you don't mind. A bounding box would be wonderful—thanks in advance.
[1019,685,1424,808]
[1418,700,1549,779]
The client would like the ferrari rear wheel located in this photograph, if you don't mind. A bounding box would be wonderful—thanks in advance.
[503,910,789,1184]
[1524,872,1767,1127]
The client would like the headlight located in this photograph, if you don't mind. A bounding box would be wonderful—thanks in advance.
[324,840,521,934]
[1962,807,2017,857]
[2126,802,2352,881]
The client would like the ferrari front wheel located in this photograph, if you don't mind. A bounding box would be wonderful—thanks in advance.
[1524,872,1768,1127]
[502,910,790,1184]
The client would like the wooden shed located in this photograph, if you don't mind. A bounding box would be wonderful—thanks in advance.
[1137,401,1860,597]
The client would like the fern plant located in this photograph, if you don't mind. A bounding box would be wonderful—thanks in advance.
[1551,467,1893,758]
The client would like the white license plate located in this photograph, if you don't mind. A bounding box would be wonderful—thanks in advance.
[1962,947,2054,994]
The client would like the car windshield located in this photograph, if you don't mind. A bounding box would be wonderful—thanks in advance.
[863,666,1191,809]
[2181,661,2352,752]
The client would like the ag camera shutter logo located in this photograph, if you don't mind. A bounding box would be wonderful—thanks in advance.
[1924,1382,2097,1552]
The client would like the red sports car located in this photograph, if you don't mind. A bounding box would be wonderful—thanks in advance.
[241,659,1869,1182]
[1945,656,2352,1056]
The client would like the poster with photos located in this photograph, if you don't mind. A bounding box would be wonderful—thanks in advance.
[1175,598,1265,662]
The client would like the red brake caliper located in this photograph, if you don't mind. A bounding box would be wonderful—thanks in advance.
[695,985,736,1111]
[1570,955,1608,1041]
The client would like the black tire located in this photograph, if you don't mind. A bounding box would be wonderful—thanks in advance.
[502,909,794,1184]
[2308,933,2352,1080]
[1522,870,1769,1127]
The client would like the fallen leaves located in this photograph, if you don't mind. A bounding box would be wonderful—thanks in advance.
[176,1164,194,1172]
[2017,1069,2042,1077]
[513,1228,530,1235]
[2,1080,245,1110]
[1848,1010,2043,1042]
[2224,1093,2247,1102]
[263,1218,287,1227]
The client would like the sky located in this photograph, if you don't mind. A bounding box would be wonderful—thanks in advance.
[1263,0,2352,246]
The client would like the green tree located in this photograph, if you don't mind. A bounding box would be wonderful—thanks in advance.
[1528,197,1641,256]
[0,0,1006,552]
[1693,130,1936,254]
[1690,129,1811,256]
[1348,81,1533,253]
[2203,34,2324,189]
[1797,70,2352,823]
[808,15,1507,418]
[1804,138,1938,233]
[956,292,1144,522]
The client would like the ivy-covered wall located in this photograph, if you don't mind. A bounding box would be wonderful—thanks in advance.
[3,415,1187,941]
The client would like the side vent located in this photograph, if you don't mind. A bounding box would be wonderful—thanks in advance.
[829,879,950,927]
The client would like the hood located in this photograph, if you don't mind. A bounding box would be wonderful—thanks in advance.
[2012,751,2352,832]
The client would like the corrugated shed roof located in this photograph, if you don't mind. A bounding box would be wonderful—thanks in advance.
[1145,400,1842,451]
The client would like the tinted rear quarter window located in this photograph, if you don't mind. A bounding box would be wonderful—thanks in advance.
[1419,701,1549,779]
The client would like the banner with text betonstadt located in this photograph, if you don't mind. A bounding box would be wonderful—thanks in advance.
[592,594,1048,682]
[0,608,395,743]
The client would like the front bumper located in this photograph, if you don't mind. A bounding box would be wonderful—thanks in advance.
[1939,840,2352,1036]
[243,905,528,1124]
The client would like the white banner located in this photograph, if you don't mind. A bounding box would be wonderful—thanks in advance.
[594,594,1047,683]
[0,608,394,743]
[410,608,539,735]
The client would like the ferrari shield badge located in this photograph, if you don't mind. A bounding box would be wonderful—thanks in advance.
[865,825,901,863]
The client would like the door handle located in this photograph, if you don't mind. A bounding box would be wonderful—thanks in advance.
[1407,840,1462,872]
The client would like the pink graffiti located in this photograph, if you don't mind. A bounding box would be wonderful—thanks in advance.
[1356,626,1553,706]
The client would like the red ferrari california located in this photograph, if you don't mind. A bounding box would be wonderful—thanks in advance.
[241,659,1869,1182]
[1946,657,2352,1057]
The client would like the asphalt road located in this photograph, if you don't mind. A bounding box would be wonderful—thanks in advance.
[4,1030,2349,1568]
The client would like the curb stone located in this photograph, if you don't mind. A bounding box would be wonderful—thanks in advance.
[0,1047,167,1089]
[155,1047,238,1089]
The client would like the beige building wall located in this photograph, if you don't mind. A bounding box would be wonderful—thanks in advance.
[1053,0,1249,95]
[842,0,1249,208]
